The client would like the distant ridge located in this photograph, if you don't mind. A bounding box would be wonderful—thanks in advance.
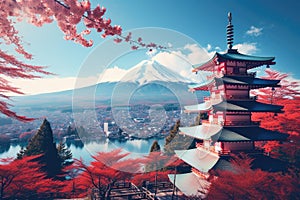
[12,60,205,108]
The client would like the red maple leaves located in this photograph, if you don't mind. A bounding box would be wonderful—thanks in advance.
[0,0,167,121]
[0,155,64,199]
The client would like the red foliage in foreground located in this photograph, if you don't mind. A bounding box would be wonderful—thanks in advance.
[0,155,64,199]
[207,155,300,200]
[73,149,144,199]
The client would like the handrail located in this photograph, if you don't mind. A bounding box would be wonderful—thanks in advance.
[225,95,257,101]
[224,120,260,126]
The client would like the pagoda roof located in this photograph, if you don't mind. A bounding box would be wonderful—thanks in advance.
[211,157,234,171]
[193,49,275,72]
[214,127,288,142]
[168,172,210,197]
[184,98,222,113]
[213,100,283,112]
[184,102,212,113]
[212,129,250,142]
[215,76,281,88]
[175,148,219,173]
[188,78,215,91]
[180,124,287,142]
[179,124,223,140]
[212,154,287,173]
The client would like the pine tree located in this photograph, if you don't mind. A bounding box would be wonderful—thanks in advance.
[18,119,69,178]
[164,120,195,155]
[57,141,73,167]
[150,140,161,152]
[165,120,180,146]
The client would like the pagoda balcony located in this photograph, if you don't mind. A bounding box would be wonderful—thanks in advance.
[202,120,224,126]
[196,143,230,156]
[225,95,257,101]
[226,71,257,77]
[223,120,260,127]
[196,143,220,154]
[219,148,265,157]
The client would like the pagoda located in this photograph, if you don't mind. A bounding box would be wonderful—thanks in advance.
[168,13,288,198]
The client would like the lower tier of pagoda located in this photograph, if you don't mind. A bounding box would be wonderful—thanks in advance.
[179,124,288,143]
[169,148,288,197]
[168,171,210,198]
[213,100,283,112]
[184,98,283,113]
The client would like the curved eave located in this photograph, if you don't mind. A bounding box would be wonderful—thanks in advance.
[215,77,281,89]
[218,127,289,142]
[179,124,223,140]
[217,51,275,62]
[168,172,210,197]
[184,102,212,113]
[188,79,215,91]
[192,50,275,72]
[175,148,219,173]
[213,101,284,113]
[184,98,222,113]
[212,129,250,142]
[192,54,218,72]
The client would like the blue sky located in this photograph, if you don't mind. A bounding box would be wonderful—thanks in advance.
[8,0,300,94]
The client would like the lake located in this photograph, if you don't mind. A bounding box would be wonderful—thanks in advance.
[0,138,166,164]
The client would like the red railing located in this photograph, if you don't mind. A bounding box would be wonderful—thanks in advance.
[224,120,260,126]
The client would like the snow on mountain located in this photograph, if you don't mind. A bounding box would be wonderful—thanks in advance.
[119,60,192,84]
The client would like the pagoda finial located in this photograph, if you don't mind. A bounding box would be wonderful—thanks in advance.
[227,12,234,49]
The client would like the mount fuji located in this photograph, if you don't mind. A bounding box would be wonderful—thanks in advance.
[120,60,191,84]
[12,60,205,109]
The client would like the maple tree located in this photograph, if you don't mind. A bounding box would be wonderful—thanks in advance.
[207,154,299,200]
[251,69,300,167]
[0,155,64,199]
[0,0,166,121]
[251,69,300,103]
[74,149,143,199]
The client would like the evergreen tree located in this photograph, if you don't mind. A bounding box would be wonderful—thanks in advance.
[194,112,208,126]
[165,120,180,146]
[57,141,73,167]
[164,120,195,155]
[150,140,161,152]
[18,119,71,178]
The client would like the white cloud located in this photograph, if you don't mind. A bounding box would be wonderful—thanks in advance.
[97,66,128,83]
[5,66,129,96]
[151,43,214,82]
[246,26,263,36]
[206,44,212,51]
[5,76,92,96]
[233,43,258,54]
[215,46,221,51]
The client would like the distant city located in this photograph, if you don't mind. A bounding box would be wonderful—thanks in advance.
[0,103,198,144]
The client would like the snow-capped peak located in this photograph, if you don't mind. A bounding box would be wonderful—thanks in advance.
[119,60,192,84]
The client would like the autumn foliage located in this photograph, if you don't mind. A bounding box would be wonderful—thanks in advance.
[251,69,300,166]
[207,155,299,200]
[73,149,143,198]
[0,155,64,199]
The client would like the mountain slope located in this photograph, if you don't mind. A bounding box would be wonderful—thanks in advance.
[120,60,191,84]
[12,60,204,108]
